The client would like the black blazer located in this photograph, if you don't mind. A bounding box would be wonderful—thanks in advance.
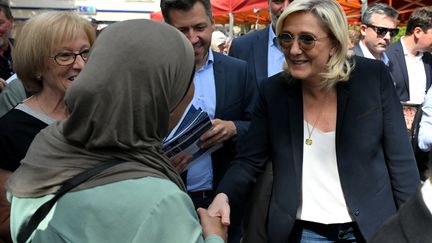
[386,40,432,102]
[228,26,270,85]
[370,187,432,243]
[217,56,420,242]
[184,51,258,190]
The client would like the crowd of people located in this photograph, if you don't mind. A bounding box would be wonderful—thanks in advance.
[0,0,431,242]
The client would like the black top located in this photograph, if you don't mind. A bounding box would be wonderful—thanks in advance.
[0,44,13,81]
[0,107,49,171]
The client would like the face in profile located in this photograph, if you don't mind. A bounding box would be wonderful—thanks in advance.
[279,12,336,84]
[0,10,12,48]
[42,30,91,94]
[168,1,214,68]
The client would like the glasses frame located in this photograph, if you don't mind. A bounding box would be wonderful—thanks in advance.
[50,49,90,66]
[277,32,328,51]
[365,24,399,38]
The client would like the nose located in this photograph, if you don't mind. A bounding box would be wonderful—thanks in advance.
[383,31,392,41]
[289,38,303,55]
[72,55,86,70]
[186,29,199,44]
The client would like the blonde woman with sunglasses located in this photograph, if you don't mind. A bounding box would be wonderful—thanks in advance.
[208,0,420,242]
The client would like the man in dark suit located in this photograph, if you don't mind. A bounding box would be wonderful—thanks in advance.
[386,6,432,103]
[386,7,432,181]
[370,160,432,243]
[228,0,290,85]
[353,3,398,65]
[160,0,257,242]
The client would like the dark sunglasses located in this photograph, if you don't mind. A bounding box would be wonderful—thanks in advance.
[365,24,399,38]
[277,32,327,51]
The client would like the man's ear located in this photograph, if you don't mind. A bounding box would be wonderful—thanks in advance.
[211,17,215,31]
[413,26,424,40]
[359,24,367,38]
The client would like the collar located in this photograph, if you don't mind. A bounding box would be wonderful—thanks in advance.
[401,36,424,60]
[359,40,389,65]
[197,49,214,73]
[269,26,279,48]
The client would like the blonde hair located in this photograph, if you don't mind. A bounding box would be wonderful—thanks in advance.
[276,0,355,88]
[13,11,96,94]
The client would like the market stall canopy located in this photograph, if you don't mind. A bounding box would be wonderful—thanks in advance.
[150,0,269,25]
[150,0,431,27]
[211,0,269,25]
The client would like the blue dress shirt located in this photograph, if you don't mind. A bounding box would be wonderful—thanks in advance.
[187,50,216,192]
[419,88,432,151]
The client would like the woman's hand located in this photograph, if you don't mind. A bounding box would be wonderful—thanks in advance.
[0,79,6,91]
[207,193,231,226]
[197,208,227,242]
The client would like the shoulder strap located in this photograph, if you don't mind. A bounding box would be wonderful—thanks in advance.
[17,160,122,243]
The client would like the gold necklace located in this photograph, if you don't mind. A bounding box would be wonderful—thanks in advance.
[304,93,329,145]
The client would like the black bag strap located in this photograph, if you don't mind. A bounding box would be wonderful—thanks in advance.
[17,160,123,243]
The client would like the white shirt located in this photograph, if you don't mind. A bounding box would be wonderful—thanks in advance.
[421,179,432,216]
[298,121,352,223]
[401,37,427,104]
[359,40,390,65]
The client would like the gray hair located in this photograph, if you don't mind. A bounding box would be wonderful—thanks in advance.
[362,3,398,25]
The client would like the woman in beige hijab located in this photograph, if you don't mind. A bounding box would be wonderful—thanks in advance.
[7,19,226,243]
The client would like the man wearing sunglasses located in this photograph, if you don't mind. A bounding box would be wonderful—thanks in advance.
[354,3,398,65]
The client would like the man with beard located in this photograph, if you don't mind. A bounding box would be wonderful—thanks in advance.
[160,0,257,242]
[229,0,290,85]
[354,3,398,65]
[0,1,13,92]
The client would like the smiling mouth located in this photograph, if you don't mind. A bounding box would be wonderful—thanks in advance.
[68,75,77,81]
[290,59,308,65]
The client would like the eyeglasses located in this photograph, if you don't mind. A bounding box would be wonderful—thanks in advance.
[277,33,328,51]
[365,24,399,38]
[50,49,90,66]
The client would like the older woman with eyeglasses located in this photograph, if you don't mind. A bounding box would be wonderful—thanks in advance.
[207,0,420,242]
[0,11,95,242]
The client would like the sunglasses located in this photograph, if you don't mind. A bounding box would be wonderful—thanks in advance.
[277,32,328,51]
[365,24,399,38]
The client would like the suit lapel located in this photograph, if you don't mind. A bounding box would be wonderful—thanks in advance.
[213,51,225,118]
[287,80,304,178]
[395,41,410,92]
[336,81,350,147]
[254,27,270,83]
[423,53,432,91]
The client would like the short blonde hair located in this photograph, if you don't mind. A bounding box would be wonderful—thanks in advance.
[13,11,96,94]
[276,0,355,88]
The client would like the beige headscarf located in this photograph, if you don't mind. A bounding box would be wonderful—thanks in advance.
[8,19,194,197]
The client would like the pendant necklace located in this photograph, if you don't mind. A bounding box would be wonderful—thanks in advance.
[305,93,329,145]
